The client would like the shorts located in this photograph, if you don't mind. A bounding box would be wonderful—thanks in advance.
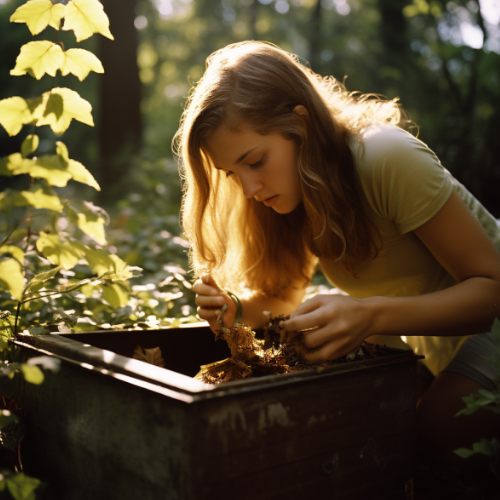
[441,331,499,391]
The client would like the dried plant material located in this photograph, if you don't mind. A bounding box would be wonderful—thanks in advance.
[133,345,165,368]
[195,310,385,384]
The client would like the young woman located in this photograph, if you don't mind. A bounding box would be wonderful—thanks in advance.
[174,41,500,474]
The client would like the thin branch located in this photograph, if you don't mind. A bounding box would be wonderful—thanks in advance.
[0,212,49,249]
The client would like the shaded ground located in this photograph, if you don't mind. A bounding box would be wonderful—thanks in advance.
[415,463,500,499]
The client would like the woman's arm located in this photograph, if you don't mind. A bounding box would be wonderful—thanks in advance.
[193,274,307,333]
[282,190,500,361]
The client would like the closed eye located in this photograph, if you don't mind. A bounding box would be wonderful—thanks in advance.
[249,156,264,168]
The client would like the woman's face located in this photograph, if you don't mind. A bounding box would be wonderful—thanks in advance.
[204,125,303,214]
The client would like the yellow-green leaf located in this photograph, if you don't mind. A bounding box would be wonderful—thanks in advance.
[101,283,129,308]
[20,364,44,384]
[67,201,107,244]
[0,97,33,136]
[0,246,24,263]
[36,232,85,269]
[20,189,64,212]
[14,155,72,187]
[55,142,100,190]
[33,87,94,135]
[0,258,24,301]
[10,0,65,35]
[66,159,100,190]
[61,48,104,81]
[21,134,39,158]
[77,245,114,275]
[11,41,65,80]
[63,0,114,42]
[0,152,25,177]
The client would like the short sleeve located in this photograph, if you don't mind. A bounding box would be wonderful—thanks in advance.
[353,124,454,234]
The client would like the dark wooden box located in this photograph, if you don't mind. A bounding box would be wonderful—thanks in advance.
[15,325,419,500]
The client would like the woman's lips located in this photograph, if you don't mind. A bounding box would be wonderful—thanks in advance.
[262,195,279,207]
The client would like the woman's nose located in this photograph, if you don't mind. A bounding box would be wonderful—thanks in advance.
[238,172,262,199]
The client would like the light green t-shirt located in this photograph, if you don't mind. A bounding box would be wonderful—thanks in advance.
[319,123,500,376]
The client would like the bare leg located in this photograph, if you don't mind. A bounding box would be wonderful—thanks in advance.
[417,371,500,478]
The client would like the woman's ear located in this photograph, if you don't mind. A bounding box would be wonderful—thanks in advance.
[293,105,309,119]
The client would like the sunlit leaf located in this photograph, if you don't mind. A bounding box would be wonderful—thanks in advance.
[33,87,94,135]
[36,232,85,269]
[20,364,44,385]
[0,97,33,136]
[21,134,39,158]
[61,48,104,81]
[0,246,24,264]
[102,283,129,308]
[57,143,100,190]
[25,264,63,294]
[26,155,73,187]
[63,0,114,42]
[10,41,64,80]
[0,259,24,301]
[17,188,64,213]
[10,0,65,35]
[66,201,107,244]
[0,153,25,177]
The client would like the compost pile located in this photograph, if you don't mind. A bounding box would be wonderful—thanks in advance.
[195,312,384,384]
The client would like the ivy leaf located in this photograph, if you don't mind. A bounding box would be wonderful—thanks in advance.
[0,258,24,301]
[63,0,114,42]
[20,364,44,385]
[102,283,129,308]
[56,143,100,190]
[32,87,94,135]
[21,134,39,158]
[0,188,64,213]
[36,232,85,270]
[24,265,63,295]
[61,48,104,81]
[0,97,33,136]
[26,155,73,187]
[0,246,24,264]
[10,0,65,35]
[11,41,65,80]
[66,201,107,244]
[0,153,26,177]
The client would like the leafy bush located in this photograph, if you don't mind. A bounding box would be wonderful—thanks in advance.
[454,318,500,479]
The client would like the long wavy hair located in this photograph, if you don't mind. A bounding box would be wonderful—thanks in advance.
[173,41,408,295]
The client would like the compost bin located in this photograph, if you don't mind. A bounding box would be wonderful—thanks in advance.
[14,324,420,500]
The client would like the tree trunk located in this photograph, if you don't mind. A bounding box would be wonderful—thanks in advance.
[98,0,142,194]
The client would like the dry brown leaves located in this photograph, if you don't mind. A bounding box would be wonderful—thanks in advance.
[132,345,165,367]
[195,312,383,384]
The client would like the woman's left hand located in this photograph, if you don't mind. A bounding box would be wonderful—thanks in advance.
[280,294,374,362]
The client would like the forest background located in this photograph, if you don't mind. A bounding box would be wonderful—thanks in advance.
[1,0,500,328]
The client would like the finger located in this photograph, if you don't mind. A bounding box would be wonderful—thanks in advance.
[303,341,343,363]
[196,294,226,308]
[193,281,222,297]
[197,307,223,321]
[281,310,326,332]
[289,297,322,318]
[201,274,221,291]
[302,326,337,349]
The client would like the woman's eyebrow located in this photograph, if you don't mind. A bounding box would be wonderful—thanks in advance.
[234,146,257,165]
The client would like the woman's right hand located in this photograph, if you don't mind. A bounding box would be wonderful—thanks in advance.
[192,274,237,333]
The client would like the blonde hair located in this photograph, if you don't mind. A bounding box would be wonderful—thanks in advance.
[174,41,408,295]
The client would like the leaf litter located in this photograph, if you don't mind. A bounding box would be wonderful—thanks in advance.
[195,310,385,384]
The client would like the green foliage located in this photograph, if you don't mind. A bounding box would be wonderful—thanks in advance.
[454,318,500,478]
